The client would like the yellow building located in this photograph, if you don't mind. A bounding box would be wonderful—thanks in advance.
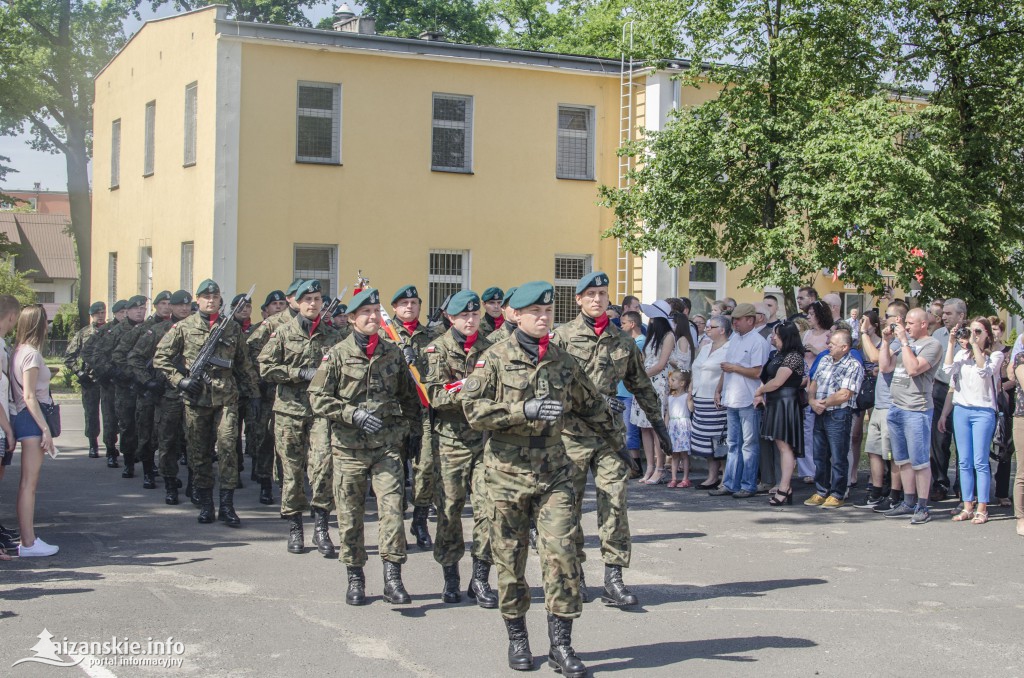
[91,5,864,323]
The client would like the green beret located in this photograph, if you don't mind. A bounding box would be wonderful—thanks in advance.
[231,293,251,308]
[112,299,128,313]
[349,288,380,312]
[391,285,420,305]
[481,287,504,303]
[126,295,148,309]
[501,287,518,308]
[153,290,172,304]
[262,290,285,308]
[332,304,348,317]
[89,301,106,315]
[196,279,220,296]
[447,290,481,315]
[322,295,332,307]
[295,279,322,299]
[508,281,554,309]
[285,279,305,297]
[575,271,610,295]
[169,290,192,305]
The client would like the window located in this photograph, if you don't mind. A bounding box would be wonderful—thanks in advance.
[431,93,473,173]
[554,255,592,324]
[296,82,341,164]
[184,82,198,167]
[108,252,118,311]
[35,292,55,303]
[143,101,156,176]
[556,105,595,180]
[180,242,194,292]
[428,249,470,316]
[688,259,724,319]
[138,246,153,300]
[110,119,121,188]
[842,293,872,319]
[293,244,337,296]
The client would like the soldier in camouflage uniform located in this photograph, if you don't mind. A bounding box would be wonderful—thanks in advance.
[128,290,192,504]
[230,293,257,488]
[422,290,498,608]
[462,281,620,677]
[384,284,438,550]
[478,287,505,340]
[551,271,673,609]
[64,301,107,457]
[486,287,519,344]
[82,299,127,466]
[153,279,260,527]
[309,288,421,607]
[331,303,351,337]
[258,279,340,557]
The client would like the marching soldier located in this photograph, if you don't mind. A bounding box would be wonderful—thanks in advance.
[478,287,505,339]
[309,288,421,607]
[331,304,350,337]
[385,284,438,550]
[231,292,257,488]
[81,299,127,466]
[462,282,621,676]
[551,272,673,607]
[64,301,107,458]
[422,290,498,608]
[153,279,260,527]
[258,279,340,556]
[487,287,519,344]
[128,290,193,504]
[124,291,172,488]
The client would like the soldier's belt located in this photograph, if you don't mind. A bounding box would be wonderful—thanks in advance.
[491,432,561,448]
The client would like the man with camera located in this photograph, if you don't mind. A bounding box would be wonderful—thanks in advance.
[930,298,967,500]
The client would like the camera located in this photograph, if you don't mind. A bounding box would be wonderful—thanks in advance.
[889,323,897,333]
[956,327,971,341]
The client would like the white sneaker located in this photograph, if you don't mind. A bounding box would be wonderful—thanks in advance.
[19,538,59,557]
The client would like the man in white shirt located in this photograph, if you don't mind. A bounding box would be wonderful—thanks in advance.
[710,304,771,498]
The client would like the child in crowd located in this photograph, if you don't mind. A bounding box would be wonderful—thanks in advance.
[667,370,692,488]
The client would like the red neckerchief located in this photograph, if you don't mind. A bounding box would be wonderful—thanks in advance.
[538,334,551,361]
[464,331,479,353]
[240,319,250,332]
[493,315,505,330]
[365,334,379,358]
[401,319,419,335]
[95,320,106,327]
[207,313,219,328]
[309,316,321,337]
[593,313,609,336]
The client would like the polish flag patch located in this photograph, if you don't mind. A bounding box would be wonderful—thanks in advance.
[425,346,436,353]
[475,360,485,368]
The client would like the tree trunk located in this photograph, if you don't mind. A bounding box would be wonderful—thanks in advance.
[65,124,92,327]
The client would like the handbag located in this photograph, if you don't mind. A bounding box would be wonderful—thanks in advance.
[855,372,877,412]
[40,399,61,438]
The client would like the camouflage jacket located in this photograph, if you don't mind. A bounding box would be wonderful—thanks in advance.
[247,309,297,366]
[90,319,141,383]
[153,312,260,407]
[308,333,422,450]
[380,320,440,382]
[487,321,516,345]
[478,314,504,340]
[127,319,181,401]
[461,334,622,475]
[424,330,492,443]
[112,315,165,383]
[64,322,102,373]
[80,319,118,373]
[258,314,340,418]
[552,313,666,437]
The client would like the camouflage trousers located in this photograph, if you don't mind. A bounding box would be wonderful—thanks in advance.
[156,396,185,479]
[100,383,118,452]
[275,412,335,516]
[184,402,239,490]
[411,412,436,508]
[563,433,631,567]
[433,435,491,566]
[135,394,157,469]
[487,459,581,620]
[81,383,101,442]
[247,392,276,481]
[332,444,407,567]
[114,384,138,464]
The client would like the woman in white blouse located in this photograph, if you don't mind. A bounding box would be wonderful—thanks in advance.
[939,317,1003,525]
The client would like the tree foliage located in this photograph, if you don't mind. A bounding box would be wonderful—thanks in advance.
[358,0,496,43]
[153,0,328,26]
[0,254,36,305]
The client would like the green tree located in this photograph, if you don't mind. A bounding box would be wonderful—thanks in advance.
[153,0,328,26]
[0,153,16,208]
[0,254,36,305]
[358,0,496,43]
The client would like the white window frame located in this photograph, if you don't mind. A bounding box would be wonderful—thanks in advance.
[556,104,596,181]
[293,244,338,297]
[183,82,198,167]
[138,245,153,300]
[295,81,342,165]
[427,249,471,315]
[180,241,194,292]
[108,252,117,311]
[687,258,725,319]
[143,101,156,177]
[431,93,474,173]
[554,254,593,324]
[110,119,121,189]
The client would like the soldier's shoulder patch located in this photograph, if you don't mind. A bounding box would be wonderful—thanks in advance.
[475,360,485,368]
[426,345,435,353]
[464,376,482,393]
[269,332,276,338]
[322,355,330,362]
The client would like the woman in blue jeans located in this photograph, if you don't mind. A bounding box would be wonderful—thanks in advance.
[939,317,1003,525]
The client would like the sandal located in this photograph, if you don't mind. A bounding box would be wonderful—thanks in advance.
[644,469,666,485]
[951,509,975,522]
[677,479,692,489]
[971,511,989,525]
[667,480,678,488]
[769,488,793,506]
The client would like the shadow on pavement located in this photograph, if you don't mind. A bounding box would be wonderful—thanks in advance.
[582,635,818,671]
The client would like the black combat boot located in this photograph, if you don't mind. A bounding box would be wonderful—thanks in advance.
[164,477,179,505]
[547,614,587,678]
[578,564,591,603]
[197,488,215,524]
[236,473,243,489]
[441,564,461,603]
[312,508,337,558]
[602,564,638,607]
[467,557,499,609]
[258,479,274,505]
[410,506,432,549]
[346,566,366,606]
[287,514,304,554]
[88,438,99,458]
[121,461,135,478]
[505,617,533,671]
[382,561,411,604]
[179,450,188,466]
[142,460,157,489]
[218,489,241,527]
[186,469,199,506]
[106,451,120,468]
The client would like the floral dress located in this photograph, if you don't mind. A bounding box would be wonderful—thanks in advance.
[631,339,669,428]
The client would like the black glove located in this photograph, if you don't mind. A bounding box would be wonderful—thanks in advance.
[406,433,423,462]
[605,395,626,414]
[177,377,203,398]
[652,421,673,454]
[298,367,318,381]
[248,398,261,421]
[76,369,94,386]
[523,398,564,422]
[352,409,383,434]
[144,378,164,394]
[402,346,417,366]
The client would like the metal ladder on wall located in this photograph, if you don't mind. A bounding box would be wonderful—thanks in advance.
[616,21,636,303]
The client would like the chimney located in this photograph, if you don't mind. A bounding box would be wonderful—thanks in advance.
[332,4,376,35]
[418,30,445,41]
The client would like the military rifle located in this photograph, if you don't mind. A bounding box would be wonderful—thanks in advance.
[183,284,256,404]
